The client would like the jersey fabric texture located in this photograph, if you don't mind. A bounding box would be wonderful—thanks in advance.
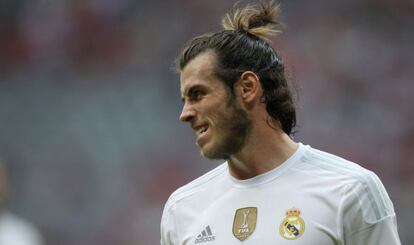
[160,143,401,245]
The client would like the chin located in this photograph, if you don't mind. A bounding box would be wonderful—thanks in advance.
[199,145,215,159]
[200,145,229,160]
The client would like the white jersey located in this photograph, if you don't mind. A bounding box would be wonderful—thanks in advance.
[161,143,401,245]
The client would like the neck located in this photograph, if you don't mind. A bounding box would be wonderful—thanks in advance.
[227,121,298,180]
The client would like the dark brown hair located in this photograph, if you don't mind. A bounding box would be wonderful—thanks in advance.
[178,1,296,135]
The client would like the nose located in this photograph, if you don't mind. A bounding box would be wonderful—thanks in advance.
[179,102,196,122]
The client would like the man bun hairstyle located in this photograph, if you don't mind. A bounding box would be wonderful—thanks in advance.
[222,1,283,41]
[178,0,296,135]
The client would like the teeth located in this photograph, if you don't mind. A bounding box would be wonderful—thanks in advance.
[197,127,207,135]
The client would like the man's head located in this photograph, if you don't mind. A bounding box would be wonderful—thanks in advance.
[178,1,296,159]
[180,51,252,159]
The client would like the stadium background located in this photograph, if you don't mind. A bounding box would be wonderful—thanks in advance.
[0,0,413,244]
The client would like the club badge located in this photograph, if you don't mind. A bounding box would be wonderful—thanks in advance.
[279,208,305,240]
[232,207,257,241]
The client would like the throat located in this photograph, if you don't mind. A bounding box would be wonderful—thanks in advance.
[227,158,270,180]
[227,138,298,180]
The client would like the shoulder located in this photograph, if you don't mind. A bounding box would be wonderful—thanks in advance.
[160,163,228,243]
[163,163,227,212]
[298,145,400,244]
[302,145,395,221]
[301,146,383,185]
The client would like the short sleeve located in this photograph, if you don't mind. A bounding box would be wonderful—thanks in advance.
[346,215,400,245]
[340,171,401,245]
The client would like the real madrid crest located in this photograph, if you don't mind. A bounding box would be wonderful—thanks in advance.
[232,207,257,241]
[279,208,305,240]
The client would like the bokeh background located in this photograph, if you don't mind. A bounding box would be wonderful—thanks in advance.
[0,0,413,244]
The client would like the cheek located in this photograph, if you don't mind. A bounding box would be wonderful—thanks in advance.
[203,94,236,128]
[210,110,234,132]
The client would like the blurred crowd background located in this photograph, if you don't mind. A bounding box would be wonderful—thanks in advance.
[0,0,413,244]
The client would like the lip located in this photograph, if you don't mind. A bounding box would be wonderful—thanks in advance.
[195,125,210,146]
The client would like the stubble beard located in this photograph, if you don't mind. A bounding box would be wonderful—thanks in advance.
[201,102,251,160]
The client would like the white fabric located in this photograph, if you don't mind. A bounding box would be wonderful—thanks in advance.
[161,143,401,245]
[0,211,43,245]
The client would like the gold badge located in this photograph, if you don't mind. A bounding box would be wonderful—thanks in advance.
[279,208,305,240]
[232,207,257,241]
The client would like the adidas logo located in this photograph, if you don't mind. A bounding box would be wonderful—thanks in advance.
[194,225,215,243]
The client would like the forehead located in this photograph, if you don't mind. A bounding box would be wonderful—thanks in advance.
[180,51,221,95]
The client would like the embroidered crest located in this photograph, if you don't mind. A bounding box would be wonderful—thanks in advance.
[232,207,257,241]
[279,208,305,240]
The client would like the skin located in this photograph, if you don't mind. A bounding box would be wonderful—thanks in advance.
[180,50,298,180]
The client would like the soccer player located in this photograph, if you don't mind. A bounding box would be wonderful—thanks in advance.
[161,1,401,244]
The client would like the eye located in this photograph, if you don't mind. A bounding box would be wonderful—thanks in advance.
[189,89,205,102]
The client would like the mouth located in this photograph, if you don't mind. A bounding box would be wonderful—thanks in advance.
[196,125,208,136]
[194,124,209,144]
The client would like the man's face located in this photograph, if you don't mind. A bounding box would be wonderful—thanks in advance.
[180,51,251,159]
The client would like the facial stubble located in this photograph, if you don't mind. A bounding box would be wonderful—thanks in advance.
[201,101,252,160]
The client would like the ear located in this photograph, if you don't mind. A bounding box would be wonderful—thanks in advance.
[237,71,261,103]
